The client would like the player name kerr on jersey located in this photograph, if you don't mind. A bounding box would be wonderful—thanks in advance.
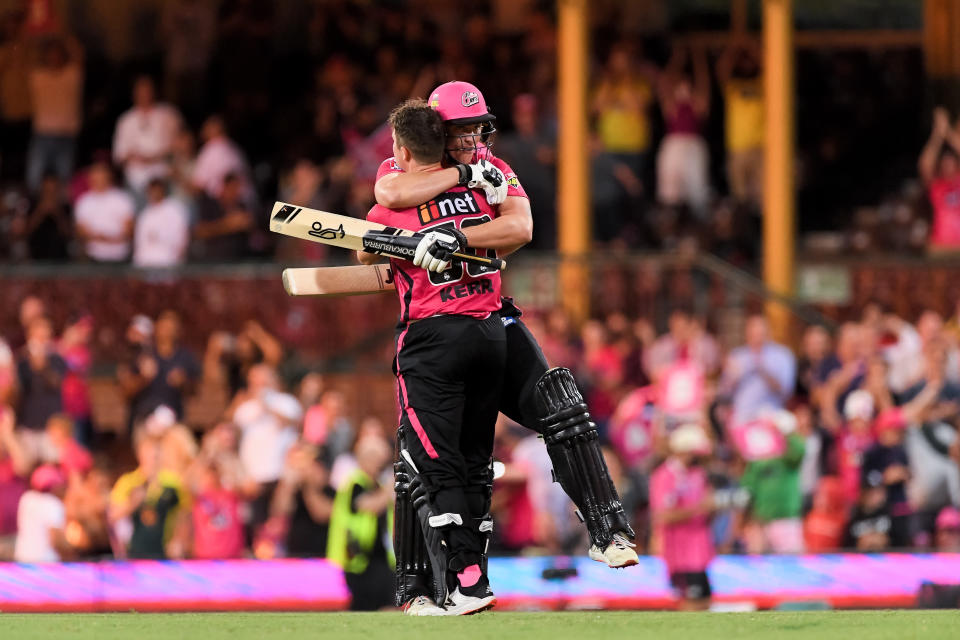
[367,184,503,323]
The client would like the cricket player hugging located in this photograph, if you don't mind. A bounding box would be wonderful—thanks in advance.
[358,100,505,616]
[360,84,639,616]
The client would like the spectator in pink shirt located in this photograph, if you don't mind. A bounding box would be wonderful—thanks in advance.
[649,423,715,610]
[643,309,720,383]
[192,115,250,199]
[579,320,624,431]
[191,457,244,559]
[58,313,93,447]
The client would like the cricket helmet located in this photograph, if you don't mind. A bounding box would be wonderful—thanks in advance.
[429,81,497,162]
[428,81,497,125]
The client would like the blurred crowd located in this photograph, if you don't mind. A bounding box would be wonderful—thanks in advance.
[2,291,960,566]
[0,0,958,581]
[0,0,941,265]
[500,304,960,561]
[0,293,396,564]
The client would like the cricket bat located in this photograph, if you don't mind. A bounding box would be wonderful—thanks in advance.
[281,264,395,297]
[270,202,505,271]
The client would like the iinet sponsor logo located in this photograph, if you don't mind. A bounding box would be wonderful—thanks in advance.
[418,191,480,225]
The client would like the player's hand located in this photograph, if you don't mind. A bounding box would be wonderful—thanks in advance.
[413,228,466,272]
[458,160,508,205]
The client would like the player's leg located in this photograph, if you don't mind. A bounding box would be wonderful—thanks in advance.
[534,363,639,567]
[393,428,444,616]
[498,311,549,430]
[445,316,505,614]
[394,317,496,613]
[499,313,638,567]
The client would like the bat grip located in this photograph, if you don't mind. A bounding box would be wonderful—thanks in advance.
[371,234,506,271]
[452,251,506,271]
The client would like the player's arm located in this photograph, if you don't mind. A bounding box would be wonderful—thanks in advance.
[355,249,383,265]
[357,205,390,265]
[374,168,461,209]
[376,162,507,209]
[461,195,533,255]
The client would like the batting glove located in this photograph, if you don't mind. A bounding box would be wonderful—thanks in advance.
[457,160,508,205]
[413,228,467,272]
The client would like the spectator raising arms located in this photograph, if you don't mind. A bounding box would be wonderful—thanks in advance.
[919,107,960,253]
[716,35,764,209]
[593,43,656,186]
[656,43,711,218]
[25,34,83,193]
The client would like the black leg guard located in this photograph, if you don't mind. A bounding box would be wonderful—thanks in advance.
[465,462,495,578]
[536,367,635,550]
[393,434,433,606]
[394,429,454,606]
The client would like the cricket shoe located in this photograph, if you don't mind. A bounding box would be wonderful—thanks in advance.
[442,586,496,615]
[403,595,447,616]
[588,531,639,568]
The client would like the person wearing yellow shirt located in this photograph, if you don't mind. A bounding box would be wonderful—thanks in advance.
[717,37,764,208]
[108,432,192,559]
[593,44,658,180]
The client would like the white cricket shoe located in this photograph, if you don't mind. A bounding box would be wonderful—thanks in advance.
[441,587,496,615]
[403,595,446,616]
[588,531,639,568]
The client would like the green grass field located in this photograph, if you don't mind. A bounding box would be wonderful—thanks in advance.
[2,611,960,640]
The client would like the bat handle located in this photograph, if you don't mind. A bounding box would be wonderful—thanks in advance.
[452,251,506,271]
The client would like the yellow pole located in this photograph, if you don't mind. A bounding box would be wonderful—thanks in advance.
[924,0,960,107]
[762,0,795,343]
[556,0,590,324]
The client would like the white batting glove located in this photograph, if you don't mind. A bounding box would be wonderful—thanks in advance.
[413,230,458,272]
[460,160,508,205]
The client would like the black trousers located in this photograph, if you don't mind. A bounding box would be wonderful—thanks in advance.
[499,312,551,432]
[395,314,506,572]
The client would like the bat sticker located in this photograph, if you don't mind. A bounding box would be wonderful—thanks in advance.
[272,205,302,224]
[309,222,346,240]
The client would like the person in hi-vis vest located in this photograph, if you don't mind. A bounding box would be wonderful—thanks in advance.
[328,434,395,611]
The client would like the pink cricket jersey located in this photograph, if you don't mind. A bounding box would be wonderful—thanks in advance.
[367,183,503,323]
[649,458,714,573]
